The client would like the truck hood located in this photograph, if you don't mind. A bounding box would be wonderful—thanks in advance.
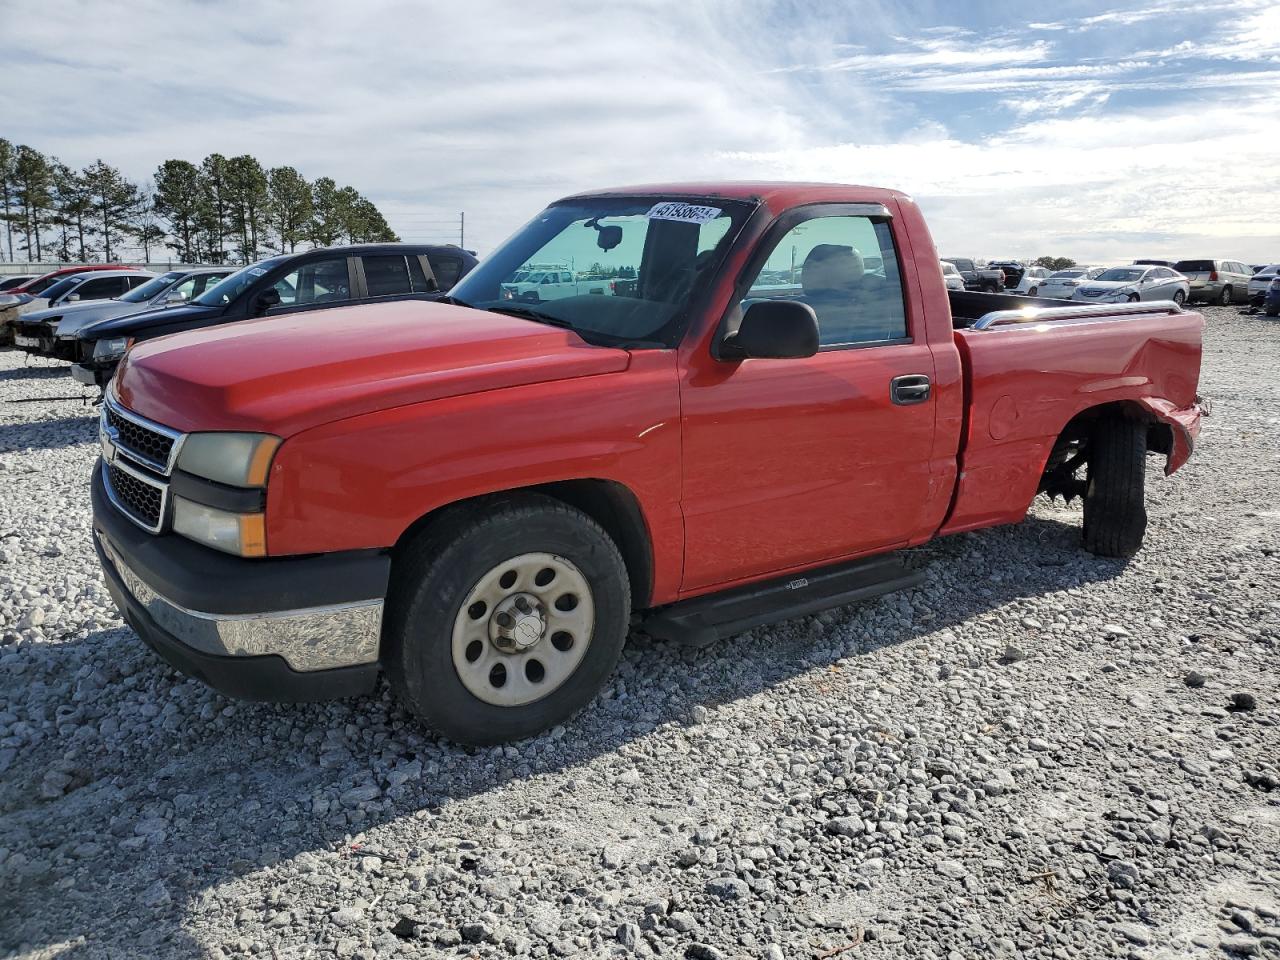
[114,299,632,436]
[79,303,220,341]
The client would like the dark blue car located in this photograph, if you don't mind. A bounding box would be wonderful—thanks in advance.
[73,243,478,388]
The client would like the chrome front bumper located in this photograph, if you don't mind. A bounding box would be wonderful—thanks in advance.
[97,530,383,672]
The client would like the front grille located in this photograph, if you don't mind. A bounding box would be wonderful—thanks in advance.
[106,405,176,471]
[105,462,164,531]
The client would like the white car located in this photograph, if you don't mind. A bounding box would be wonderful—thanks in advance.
[1248,264,1279,302]
[1038,266,1105,300]
[500,266,613,302]
[1071,265,1189,305]
[1008,265,1051,296]
[940,260,965,291]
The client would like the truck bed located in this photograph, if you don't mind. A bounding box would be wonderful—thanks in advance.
[941,294,1204,534]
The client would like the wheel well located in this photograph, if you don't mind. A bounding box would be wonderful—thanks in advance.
[1041,401,1172,481]
[392,480,654,609]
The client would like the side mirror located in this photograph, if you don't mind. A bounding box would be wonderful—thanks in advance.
[720,300,819,360]
[255,287,282,313]
[67,293,81,303]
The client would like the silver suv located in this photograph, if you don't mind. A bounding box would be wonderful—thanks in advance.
[1173,259,1253,305]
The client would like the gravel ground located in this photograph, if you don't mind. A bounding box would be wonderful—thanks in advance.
[1,306,1277,960]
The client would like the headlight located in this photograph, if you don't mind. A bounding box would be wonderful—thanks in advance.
[172,497,267,557]
[93,337,131,360]
[176,433,281,487]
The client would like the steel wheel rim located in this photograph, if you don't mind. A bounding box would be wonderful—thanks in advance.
[451,551,595,707]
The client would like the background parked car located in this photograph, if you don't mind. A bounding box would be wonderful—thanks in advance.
[1010,265,1051,295]
[940,257,1005,292]
[1134,259,1176,268]
[940,260,965,290]
[0,275,36,292]
[1037,266,1105,300]
[73,243,478,387]
[8,270,154,341]
[1173,259,1253,305]
[0,264,143,343]
[1072,265,1189,304]
[1248,264,1279,306]
[13,267,234,359]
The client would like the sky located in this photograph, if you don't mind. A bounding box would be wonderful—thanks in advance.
[5,0,1280,264]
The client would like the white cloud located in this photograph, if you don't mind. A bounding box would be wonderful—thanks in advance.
[3,0,1279,262]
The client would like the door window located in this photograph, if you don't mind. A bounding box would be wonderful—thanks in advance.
[74,276,127,300]
[362,255,413,297]
[739,215,908,346]
[408,256,437,292]
[272,258,351,306]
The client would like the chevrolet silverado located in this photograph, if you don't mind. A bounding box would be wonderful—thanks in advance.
[91,182,1204,745]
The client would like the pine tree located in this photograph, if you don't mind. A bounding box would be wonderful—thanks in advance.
[13,146,53,261]
[309,177,344,247]
[50,162,96,261]
[224,155,269,263]
[83,159,140,262]
[198,154,231,263]
[153,159,204,262]
[0,138,15,262]
[265,166,312,253]
[129,186,166,263]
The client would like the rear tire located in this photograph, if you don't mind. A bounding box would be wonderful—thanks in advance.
[1126,293,1140,302]
[384,494,631,745]
[1028,286,1039,297]
[1266,305,1279,318]
[1081,417,1148,558]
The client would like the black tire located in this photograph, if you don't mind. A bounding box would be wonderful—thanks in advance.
[1028,286,1039,297]
[1082,417,1148,558]
[384,494,630,745]
[1266,306,1279,318]
[1126,293,1140,302]
[1219,286,1232,306]
[1173,290,1185,306]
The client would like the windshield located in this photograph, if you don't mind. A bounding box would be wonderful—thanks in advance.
[120,272,185,303]
[40,277,83,302]
[194,256,291,306]
[449,197,754,347]
[1095,268,1145,283]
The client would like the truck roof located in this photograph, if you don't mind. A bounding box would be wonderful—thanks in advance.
[562,181,909,207]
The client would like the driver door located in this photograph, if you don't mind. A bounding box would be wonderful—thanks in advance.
[678,206,939,592]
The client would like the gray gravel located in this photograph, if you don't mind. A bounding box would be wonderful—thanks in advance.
[1,306,1278,959]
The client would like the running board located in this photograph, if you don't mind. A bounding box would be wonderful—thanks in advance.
[642,552,923,649]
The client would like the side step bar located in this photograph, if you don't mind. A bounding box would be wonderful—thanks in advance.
[642,552,923,648]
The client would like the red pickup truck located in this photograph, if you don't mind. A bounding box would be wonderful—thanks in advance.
[91,183,1204,744]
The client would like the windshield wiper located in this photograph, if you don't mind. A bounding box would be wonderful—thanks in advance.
[483,304,577,330]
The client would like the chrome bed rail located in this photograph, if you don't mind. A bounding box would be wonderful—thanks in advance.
[969,299,1185,331]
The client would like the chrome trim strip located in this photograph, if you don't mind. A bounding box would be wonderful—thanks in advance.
[98,532,383,672]
[971,299,1184,331]
[101,460,168,535]
[102,392,187,476]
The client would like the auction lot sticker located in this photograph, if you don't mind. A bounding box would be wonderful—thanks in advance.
[646,202,723,224]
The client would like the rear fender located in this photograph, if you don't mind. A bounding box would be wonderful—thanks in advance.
[1134,395,1205,475]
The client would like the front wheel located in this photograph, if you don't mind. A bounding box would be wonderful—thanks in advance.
[1127,293,1141,302]
[1220,286,1233,306]
[1082,417,1148,558]
[1173,290,1185,305]
[384,495,631,745]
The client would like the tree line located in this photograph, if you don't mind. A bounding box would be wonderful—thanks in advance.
[0,138,398,266]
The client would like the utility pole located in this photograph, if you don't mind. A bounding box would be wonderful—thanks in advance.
[460,211,465,249]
